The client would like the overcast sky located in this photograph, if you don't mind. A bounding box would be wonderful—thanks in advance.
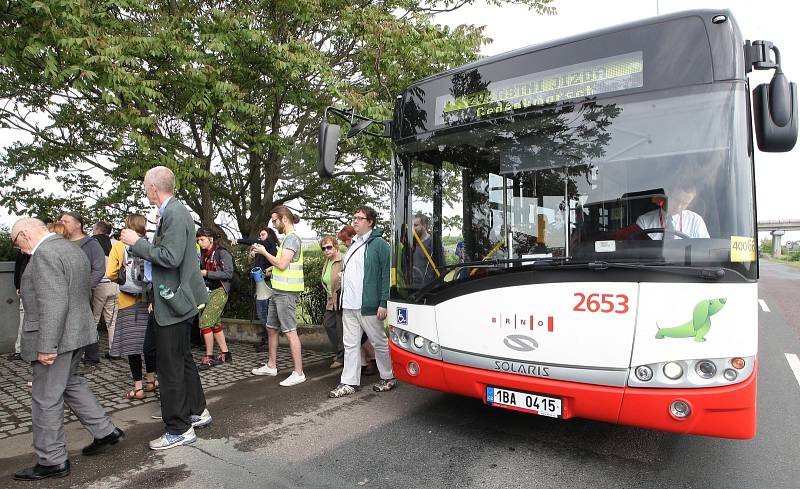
[2,0,797,241]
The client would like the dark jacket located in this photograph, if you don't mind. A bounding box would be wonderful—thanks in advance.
[76,235,106,290]
[93,234,113,256]
[14,249,30,291]
[238,238,277,271]
[202,247,234,293]
[361,227,391,316]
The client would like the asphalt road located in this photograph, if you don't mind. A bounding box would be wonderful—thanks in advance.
[1,260,799,489]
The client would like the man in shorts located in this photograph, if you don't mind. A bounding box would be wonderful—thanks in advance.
[250,206,306,386]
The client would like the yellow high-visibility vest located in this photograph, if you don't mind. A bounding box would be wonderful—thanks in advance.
[271,232,304,293]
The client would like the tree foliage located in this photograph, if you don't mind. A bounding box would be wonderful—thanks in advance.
[0,0,555,236]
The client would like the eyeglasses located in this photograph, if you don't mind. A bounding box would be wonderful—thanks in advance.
[352,216,367,223]
[11,229,24,246]
[321,245,334,251]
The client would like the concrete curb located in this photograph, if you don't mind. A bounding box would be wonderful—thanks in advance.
[221,318,333,352]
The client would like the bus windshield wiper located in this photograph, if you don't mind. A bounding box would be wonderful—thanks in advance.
[580,261,727,280]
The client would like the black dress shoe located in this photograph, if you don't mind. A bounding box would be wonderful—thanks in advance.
[13,460,70,480]
[81,427,125,456]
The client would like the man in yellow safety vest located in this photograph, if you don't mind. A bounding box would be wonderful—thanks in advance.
[250,205,306,387]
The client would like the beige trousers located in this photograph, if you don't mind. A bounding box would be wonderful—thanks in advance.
[92,281,119,348]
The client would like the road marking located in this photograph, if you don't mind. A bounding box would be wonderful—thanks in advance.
[310,370,342,382]
[786,354,800,388]
[758,299,771,312]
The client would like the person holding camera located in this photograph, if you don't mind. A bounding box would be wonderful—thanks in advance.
[237,226,279,352]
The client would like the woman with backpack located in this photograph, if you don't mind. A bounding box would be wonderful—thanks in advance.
[108,214,157,399]
[196,227,234,370]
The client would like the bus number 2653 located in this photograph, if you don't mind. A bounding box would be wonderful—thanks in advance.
[573,293,630,314]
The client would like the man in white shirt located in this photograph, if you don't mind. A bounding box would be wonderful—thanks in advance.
[328,206,396,398]
[636,187,710,240]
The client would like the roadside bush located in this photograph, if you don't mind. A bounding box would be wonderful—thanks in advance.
[785,252,800,262]
[298,253,326,325]
[223,245,327,325]
[0,226,15,261]
[224,248,256,320]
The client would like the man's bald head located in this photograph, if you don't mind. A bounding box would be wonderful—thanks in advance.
[144,166,175,194]
[11,217,46,236]
[11,217,48,254]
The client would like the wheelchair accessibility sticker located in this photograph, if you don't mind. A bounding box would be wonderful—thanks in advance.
[397,307,408,325]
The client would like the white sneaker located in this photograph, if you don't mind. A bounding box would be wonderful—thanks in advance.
[149,426,196,450]
[190,408,212,428]
[279,371,306,386]
[251,364,278,376]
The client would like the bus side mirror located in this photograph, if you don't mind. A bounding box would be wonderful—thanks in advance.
[753,71,798,152]
[317,121,341,178]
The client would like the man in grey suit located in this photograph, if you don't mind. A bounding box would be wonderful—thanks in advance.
[11,218,125,482]
[121,166,212,450]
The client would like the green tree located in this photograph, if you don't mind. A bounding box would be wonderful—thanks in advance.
[0,0,555,236]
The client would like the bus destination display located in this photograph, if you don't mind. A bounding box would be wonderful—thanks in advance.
[435,52,643,127]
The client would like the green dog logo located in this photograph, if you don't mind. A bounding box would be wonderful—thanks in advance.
[655,298,727,342]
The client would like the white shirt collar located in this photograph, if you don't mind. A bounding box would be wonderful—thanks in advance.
[31,233,56,255]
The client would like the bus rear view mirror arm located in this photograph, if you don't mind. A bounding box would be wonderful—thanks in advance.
[316,106,391,178]
[746,40,798,152]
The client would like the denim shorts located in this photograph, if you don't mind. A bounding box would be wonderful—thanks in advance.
[266,293,298,333]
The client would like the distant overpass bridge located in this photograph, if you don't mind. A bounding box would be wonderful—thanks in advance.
[757,220,800,256]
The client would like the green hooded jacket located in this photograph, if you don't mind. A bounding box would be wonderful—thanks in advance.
[360,227,391,316]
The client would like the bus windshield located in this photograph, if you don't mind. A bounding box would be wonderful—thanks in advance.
[392,83,756,296]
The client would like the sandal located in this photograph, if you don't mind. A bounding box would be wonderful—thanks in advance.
[144,379,159,392]
[125,388,145,400]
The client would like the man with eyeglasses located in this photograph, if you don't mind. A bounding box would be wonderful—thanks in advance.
[329,206,397,398]
[11,218,124,481]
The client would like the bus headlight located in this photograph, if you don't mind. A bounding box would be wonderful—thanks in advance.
[695,360,717,379]
[634,365,653,382]
[663,362,684,380]
[390,326,442,360]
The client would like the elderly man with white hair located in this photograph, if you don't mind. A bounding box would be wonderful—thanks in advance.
[11,217,124,481]
[120,166,211,450]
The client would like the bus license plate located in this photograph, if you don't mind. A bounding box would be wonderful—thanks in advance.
[486,386,562,418]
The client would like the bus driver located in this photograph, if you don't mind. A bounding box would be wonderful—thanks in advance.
[635,185,710,239]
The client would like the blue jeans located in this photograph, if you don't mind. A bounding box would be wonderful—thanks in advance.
[256,299,270,341]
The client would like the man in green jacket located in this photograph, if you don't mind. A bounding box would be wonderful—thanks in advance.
[120,166,211,450]
[329,206,397,398]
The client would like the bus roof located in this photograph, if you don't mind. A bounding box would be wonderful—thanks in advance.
[406,9,738,90]
[394,9,745,141]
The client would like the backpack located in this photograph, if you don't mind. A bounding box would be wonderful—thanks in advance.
[214,248,242,293]
[117,246,146,295]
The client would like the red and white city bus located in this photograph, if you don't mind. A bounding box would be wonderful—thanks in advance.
[318,10,797,439]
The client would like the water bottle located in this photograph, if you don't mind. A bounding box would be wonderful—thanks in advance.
[159,284,174,299]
